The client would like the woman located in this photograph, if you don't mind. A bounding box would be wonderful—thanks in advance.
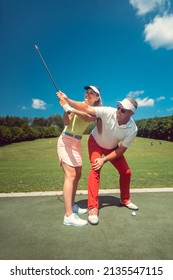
[57,85,102,227]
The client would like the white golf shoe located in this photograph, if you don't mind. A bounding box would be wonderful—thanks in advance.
[63,213,88,227]
[72,204,88,214]
[88,208,99,225]
[120,200,139,210]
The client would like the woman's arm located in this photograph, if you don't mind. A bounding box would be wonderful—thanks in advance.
[57,91,96,115]
[63,111,74,125]
[59,95,74,125]
[58,92,96,123]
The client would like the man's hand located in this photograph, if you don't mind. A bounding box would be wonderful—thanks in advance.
[92,158,105,170]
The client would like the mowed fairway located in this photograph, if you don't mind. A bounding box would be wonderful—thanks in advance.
[0,136,173,193]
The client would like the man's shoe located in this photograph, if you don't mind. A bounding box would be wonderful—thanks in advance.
[63,213,88,227]
[120,200,139,210]
[88,208,99,225]
[72,204,88,214]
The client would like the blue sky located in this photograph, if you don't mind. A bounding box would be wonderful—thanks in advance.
[1,0,173,120]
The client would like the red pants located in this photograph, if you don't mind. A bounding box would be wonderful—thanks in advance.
[88,134,131,209]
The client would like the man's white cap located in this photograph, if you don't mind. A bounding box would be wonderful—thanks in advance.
[84,85,101,97]
[117,98,136,113]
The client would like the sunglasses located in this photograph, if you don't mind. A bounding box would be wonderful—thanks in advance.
[117,106,128,113]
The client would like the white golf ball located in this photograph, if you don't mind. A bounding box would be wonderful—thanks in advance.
[132,211,136,216]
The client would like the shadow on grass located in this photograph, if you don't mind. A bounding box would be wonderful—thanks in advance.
[76,195,120,210]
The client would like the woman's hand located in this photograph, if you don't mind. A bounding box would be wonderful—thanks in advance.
[56,91,68,101]
[59,97,67,106]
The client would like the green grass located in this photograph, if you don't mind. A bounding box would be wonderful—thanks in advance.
[0,136,173,193]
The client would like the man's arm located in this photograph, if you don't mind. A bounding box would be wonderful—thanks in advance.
[92,145,127,170]
[74,110,97,122]
[104,145,127,161]
[68,99,95,115]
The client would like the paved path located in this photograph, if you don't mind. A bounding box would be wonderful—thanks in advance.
[0,188,173,197]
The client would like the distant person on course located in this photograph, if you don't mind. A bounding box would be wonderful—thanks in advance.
[57,86,102,227]
[57,90,139,225]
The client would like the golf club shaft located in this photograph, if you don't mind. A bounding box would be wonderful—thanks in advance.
[35,45,59,92]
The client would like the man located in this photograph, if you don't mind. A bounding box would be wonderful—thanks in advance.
[57,88,138,225]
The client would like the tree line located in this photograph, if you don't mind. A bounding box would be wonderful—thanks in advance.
[135,115,173,142]
[0,115,64,145]
[0,114,172,145]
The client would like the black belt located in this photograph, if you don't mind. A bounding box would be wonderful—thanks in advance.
[62,131,82,140]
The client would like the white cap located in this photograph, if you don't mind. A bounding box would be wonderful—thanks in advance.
[117,98,136,113]
[84,85,101,97]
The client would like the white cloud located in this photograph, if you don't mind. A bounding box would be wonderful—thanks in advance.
[130,0,172,50]
[18,105,29,110]
[129,0,166,16]
[32,98,47,110]
[156,96,165,101]
[127,90,144,98]
[136,97,155,107]
[144,14,173,49]
[21,106,27,110]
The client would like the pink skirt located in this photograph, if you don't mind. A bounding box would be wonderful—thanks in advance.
[57,134,82,167]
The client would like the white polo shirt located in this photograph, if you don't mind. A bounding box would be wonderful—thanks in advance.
[92,107,138,149]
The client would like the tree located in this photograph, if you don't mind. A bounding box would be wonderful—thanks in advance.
[0,126,12,145]
[136,115,173,141]
[47,114,64,130]
[0,116,29,127]
[32,117,48,127]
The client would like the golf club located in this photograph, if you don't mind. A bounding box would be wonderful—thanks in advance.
[35,45,59,92]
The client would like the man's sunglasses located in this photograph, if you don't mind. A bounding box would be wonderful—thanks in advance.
[117,106,128,113]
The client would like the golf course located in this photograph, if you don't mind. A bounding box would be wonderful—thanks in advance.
[0,136,173,193]
[0,136,173,260]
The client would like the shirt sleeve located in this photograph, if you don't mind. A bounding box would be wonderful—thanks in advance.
[122,129,138,148]
[94,107,114,118]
